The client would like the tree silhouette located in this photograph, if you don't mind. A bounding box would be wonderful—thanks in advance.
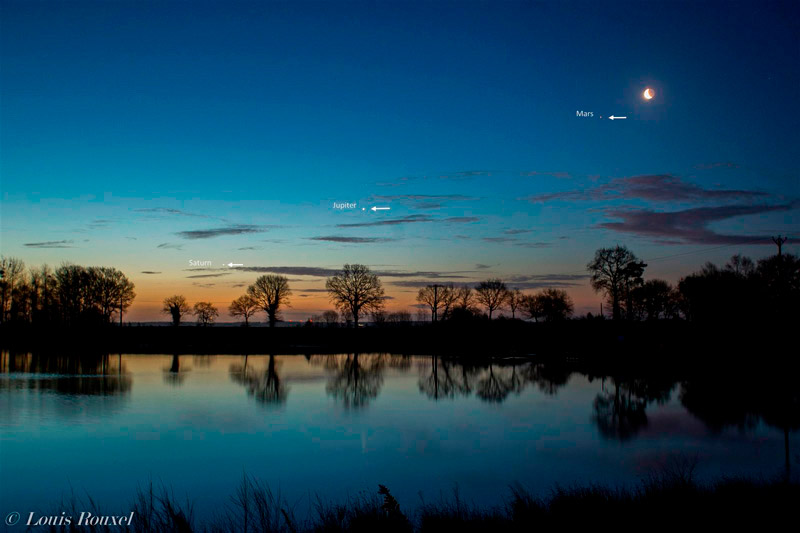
[229,294,258,326]
[537,288,574,322]
[416,284,456,322]
[629,279,675,320]
[321,309,339,326]
[89,267,135,325]
[0,256,25,323]
[248,275,292,327]
[587,246,646,320]
[162,295,190,326]
[506,288,523,319]
[474,279,509,319]
[193,301,218,326]
[325,264,385,327]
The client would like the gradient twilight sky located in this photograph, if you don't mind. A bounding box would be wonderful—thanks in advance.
[1,0,798,321]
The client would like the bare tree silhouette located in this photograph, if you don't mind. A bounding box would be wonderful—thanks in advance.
[248,275,292,327]
[587,246,646,320]
[229,294,258,326]
[162,295,190,326]
[772,235,788,256]
[474,279,509,319]
[416,284,456,322]
[325,264,385,327]
[193,301,218,326]
[506,288,523,319]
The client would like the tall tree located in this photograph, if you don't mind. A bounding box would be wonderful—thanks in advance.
[454,285,476,310]
[587,246,646,320]
[536,288,574,322]
[521,293,543,322]
[416,284,455,322]
[630,279,674,320]
[162,295,190,326]
[474,278,509,319]
[229,294,258,326]
[0,256,25,323]
[248,275,292,327]
[506,288,523,319]
[325,264,385,327]
[193,301,218,326]
[90,267,136,325]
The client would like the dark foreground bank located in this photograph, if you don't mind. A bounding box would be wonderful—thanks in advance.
[31,468,800,532]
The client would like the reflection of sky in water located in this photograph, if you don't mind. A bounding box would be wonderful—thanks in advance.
[0,354,794,520]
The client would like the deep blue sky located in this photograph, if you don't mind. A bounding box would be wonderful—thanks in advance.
[1,0,798,319]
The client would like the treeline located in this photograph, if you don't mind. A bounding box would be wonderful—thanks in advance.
[0,258,135,326]
[2,245,797,329]
[586,245,799,324]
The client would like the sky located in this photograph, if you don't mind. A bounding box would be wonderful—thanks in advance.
[1,0,798,321]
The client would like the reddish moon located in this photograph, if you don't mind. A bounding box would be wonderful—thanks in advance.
[643,88,654,100]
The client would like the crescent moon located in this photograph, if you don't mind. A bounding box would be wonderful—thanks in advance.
[643,88,654,100]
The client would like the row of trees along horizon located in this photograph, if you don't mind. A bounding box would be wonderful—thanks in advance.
[0,244,797,328]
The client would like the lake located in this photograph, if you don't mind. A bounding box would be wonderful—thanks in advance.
[0,352,795,522]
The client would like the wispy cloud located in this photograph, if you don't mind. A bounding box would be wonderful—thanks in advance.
[176,224,274,239]
[506,274,590,290]
[525,174,766,204]
[504,229,533,235]
[388,280,475,288]
[24,240,74,248]
[475,264,491,269]
[309,236,398,243]
[336,215,433,228]
[157,242,184,250]
[140,271,161,274]
[237,265,474,279]
[376,170,493,187]
[693,162,739,170]
[520,170,571,179]
[186,272,232,279]
[598,203,796,245]
[135,207,218,219]
[335,215,479,228]
[368,194,478,210]
[239,266,340,277]
[516,242,551,248]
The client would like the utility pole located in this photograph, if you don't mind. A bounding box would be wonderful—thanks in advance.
[772,235,787,256]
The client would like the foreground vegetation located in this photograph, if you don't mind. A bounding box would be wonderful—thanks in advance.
[38,465,799,532]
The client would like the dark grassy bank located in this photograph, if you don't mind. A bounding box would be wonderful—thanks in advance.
[35,468,800,532]
[0,319,789,364]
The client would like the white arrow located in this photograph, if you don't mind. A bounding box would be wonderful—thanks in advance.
[371,206,390,211]
[609,115,627,121]
[227,263,244,267]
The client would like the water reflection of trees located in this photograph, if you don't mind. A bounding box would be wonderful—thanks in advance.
[163,354,190,387]
[591,376,674,441]
[229,354,288,406]
[306,354,410,409]
[681,375,800,475]
[417,357,573,403]
[0,351,131,396]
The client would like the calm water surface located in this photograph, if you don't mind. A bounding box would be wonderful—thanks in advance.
[0,353,794,520]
